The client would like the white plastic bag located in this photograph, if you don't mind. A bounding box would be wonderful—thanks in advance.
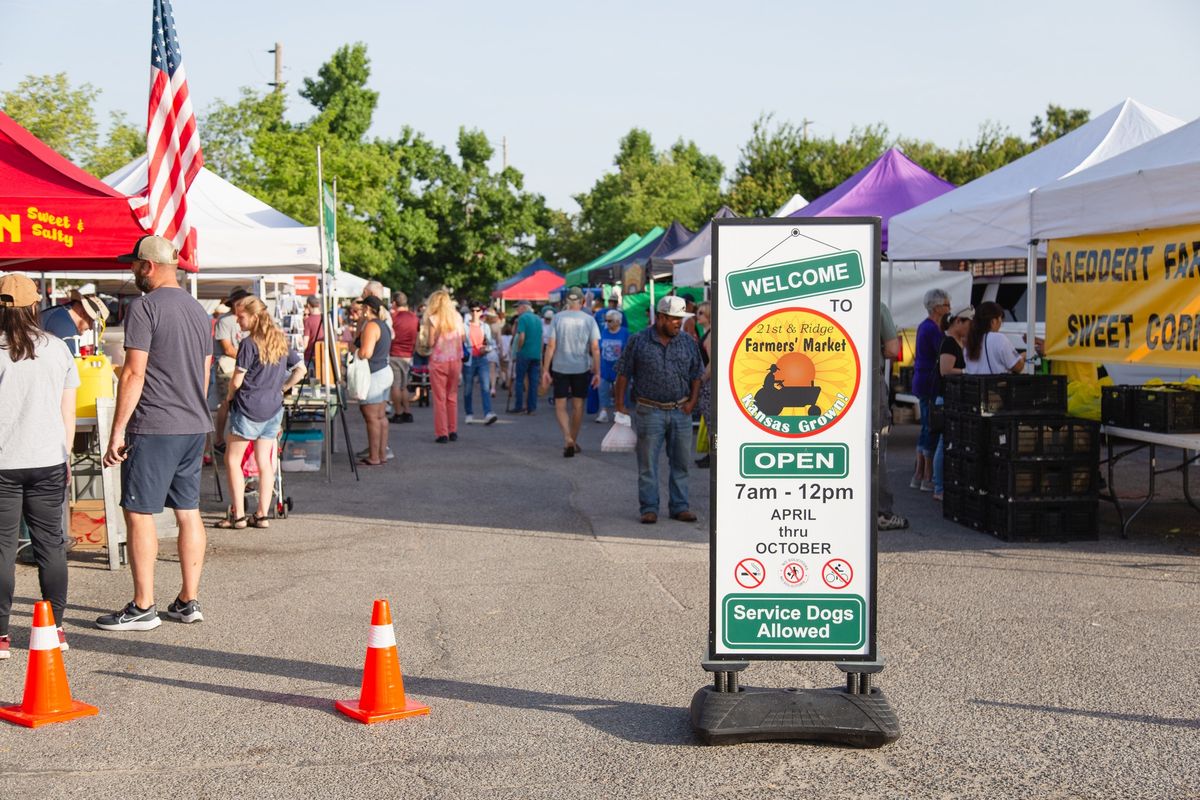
[346,353,371,401]
[601,411,637,453]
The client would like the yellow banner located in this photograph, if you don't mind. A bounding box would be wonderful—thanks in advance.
[1046,223,1200,367]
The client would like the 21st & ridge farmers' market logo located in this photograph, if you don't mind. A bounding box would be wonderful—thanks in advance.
[729,308,860,438]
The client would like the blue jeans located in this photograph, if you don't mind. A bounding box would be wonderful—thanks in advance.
[917,397,932,455]
[599,378,615,411]
[634,405,691,515]
[932,397,945,495]
[513,356,539,412]
[463,358,492,416]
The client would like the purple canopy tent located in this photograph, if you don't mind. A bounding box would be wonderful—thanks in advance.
[789,148,954,253]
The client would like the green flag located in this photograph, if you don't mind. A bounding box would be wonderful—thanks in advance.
[321,182,337,276]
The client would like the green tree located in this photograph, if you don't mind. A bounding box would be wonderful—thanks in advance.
[1030,104,1090,147]
[1,73,99,164]
[571,128,723,255]
[84,111,146,179]
[299,42,378,142]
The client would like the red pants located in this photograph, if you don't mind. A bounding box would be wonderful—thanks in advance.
[429,359,461,438]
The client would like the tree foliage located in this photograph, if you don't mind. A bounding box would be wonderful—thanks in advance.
[1,73,100,165]
[564,128,723,263]
[200,45,547,299]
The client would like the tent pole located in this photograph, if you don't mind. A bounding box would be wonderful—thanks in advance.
[190,273,198,298]
[649,277,655,325]
[1025,241,1038,373]
[886,256,894,309]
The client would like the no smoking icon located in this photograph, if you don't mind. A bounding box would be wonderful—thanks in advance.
[822,558,853,589]
[734,558,766,589]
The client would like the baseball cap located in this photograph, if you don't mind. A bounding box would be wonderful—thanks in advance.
[542,307,555,319]
[0,274,42,308]
[76,294,108,322]
[362,295,383,313]
[225,288,252,306]
[565,286,585,302]
[117,234,179,265]
[656,296,694,319]
[951,305,975,321]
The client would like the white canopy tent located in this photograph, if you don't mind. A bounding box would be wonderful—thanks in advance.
[772,193,808,217]
[1031,114,1200,240]
[888,99,1182,262]
[888,98,1182,362]
[103,157,321,274]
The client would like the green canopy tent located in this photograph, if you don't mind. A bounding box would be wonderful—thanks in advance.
[562,231,646,287]
[623,283,704,334]
[578,226,665,287]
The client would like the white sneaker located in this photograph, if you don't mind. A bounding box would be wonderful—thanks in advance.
[386,447,394,461]
[465,415,476,424]
[595,410,609,423]
[484,413,498,425]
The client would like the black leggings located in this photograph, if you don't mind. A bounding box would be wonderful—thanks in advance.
[0,464,69,636]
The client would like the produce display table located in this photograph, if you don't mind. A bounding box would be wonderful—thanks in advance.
[1100,425,1200,538]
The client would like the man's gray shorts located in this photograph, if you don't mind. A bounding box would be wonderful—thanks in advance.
[120,433,206,514]
[389,356,412,390]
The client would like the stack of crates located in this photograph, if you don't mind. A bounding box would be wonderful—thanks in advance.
[942,374,1100,542]
[1102,384,1200,433]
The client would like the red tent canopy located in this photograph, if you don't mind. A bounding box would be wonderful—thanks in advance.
[0,111,175,272]
[492,267,564,301]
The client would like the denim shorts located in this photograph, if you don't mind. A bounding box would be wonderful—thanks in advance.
[230,407,283,441]
[362,367,392,405]
[121,432,206,513]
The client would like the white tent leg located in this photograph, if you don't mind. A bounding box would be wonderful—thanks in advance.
[1025,241,1038,373]
[190,273,198,298]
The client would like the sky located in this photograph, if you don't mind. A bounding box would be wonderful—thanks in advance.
[2,0,1197,212]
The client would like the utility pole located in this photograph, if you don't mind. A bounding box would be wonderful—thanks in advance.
[801,118,814,140]
[268,42,283,92]
[502,136,508,171]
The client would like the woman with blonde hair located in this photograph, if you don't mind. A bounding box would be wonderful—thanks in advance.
[218,296,305,529]
[421,290,464,443]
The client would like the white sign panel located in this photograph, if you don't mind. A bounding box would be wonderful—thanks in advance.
[710,219,879,660]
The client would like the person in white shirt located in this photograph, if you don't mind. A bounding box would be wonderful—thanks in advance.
[964,301,1025,375]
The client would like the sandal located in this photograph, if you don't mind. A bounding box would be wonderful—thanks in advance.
[250,512,271,529]
[357,458,384,466]
[215,514,248,530]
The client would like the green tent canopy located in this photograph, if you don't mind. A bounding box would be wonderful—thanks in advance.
[623,283,705,334]
[564,226,665,288]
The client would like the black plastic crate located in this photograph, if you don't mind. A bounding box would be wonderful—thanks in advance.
[955,490,990,530]
[987,498,1099,542]
[944,374,1066,416]
[987,459,1097,500]
[896,365,914,394]
[944,412,989,456]
[1134,387,1200,433]
[945,450,987,492]
[942,487,964,521]
[988,417,1100,460]
[1101,385,1138,428]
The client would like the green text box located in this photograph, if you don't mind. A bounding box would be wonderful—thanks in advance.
[723,594,865,650]
[725,251,864,309]
[739,443,848,478]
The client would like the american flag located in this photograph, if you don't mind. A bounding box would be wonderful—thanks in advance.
[128,0,203,266]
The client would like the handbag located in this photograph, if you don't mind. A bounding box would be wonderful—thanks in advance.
[416,325,433,357]
[696,416,710,454]
[346,352,372,401]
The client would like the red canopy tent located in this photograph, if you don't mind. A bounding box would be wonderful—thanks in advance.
[0,111,182,272]
[492,261,564,301]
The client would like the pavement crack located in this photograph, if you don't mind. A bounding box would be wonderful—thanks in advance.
[648,566,688,612]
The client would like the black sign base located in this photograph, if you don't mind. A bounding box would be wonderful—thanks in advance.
[690,685,900,747]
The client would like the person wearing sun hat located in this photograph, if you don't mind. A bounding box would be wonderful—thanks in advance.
[0,273,81,657]
[613,295,703,524]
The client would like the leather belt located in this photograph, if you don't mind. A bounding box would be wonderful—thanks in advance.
[636,396,687,410]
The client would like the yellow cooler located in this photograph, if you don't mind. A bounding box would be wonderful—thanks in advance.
[75,353,116,419]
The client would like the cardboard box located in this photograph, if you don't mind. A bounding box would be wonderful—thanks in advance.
[70,499,107,549]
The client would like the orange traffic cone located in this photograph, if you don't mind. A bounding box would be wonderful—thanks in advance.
[0,601,98,728]
[335,599,429,724]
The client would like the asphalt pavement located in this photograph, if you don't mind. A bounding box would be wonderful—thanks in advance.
[1,394,1197,799]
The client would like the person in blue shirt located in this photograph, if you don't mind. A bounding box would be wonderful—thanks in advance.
[40,294,108,355]
[595,309,629,423]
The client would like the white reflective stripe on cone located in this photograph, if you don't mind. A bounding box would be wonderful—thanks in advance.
[29,625,59,651]
[366,624,396,649]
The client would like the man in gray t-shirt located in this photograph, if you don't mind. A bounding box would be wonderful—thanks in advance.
[98,235,214,634]
[541,286,600,457]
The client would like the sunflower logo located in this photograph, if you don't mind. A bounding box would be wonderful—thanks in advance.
[728,307,860,438]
